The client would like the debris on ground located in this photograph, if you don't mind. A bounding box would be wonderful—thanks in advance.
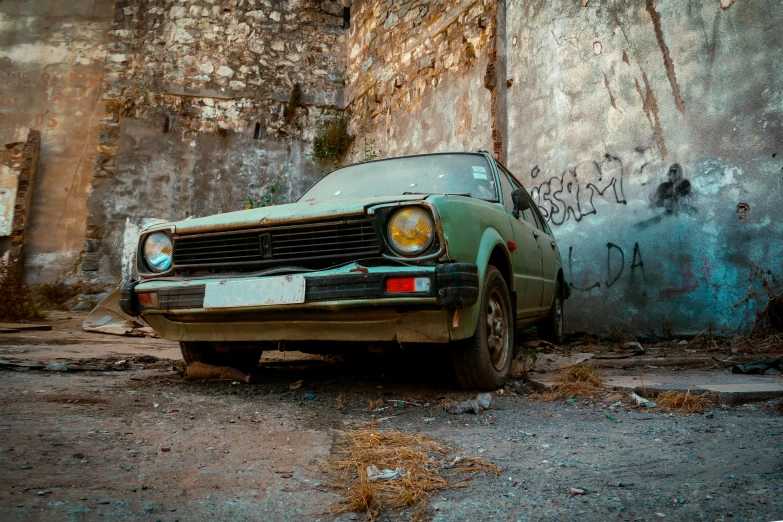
[444,392,492,415]
[82,287,152,336]
[731,358,782,374]
[43,362,68,372]
[289,379,304,390]
[770,398,783,416]
[629,391,656,408]
[655,388,713,414]
[570,487,588,496]
[186,361,251,383]
[366,465,410,482]
[548,364,604,399]
[326,430,499,520]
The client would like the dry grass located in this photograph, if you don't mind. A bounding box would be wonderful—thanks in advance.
[327,430,499,520]
[366,398,384,411]
[655,388,713,414]
[551,364,604,399]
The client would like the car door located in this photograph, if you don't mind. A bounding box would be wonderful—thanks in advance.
[526,202,557,313]
[495,164,544,318]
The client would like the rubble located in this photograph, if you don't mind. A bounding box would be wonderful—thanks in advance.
[445,393,492,415]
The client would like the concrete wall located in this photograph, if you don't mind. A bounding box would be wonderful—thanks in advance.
[506,0,783,334]
[83,0,350,285]
[0,0,113,282]
[345,0,497,160]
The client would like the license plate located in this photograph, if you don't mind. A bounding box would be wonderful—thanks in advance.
[203,275,306,309]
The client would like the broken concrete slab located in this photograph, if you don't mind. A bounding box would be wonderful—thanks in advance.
[530,370,783,405]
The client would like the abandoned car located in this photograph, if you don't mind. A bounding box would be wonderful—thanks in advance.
[120,152,568,388]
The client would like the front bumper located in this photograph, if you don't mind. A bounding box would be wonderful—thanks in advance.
[120,263,479,343]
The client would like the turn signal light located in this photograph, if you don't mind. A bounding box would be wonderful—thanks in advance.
[385,277,431,294]
[138,292,159,307]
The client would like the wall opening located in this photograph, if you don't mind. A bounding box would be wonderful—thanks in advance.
[343,7,351,29]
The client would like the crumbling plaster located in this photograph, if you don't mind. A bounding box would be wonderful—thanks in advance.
[0,0,114,282]
[505,0,783,334]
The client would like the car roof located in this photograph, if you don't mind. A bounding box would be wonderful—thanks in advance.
[330,151,493,173]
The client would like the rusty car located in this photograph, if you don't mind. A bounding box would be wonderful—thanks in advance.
[120,152,568,388]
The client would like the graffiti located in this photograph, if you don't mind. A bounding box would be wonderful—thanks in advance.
[605,243,624,287]
[635,163,696,230]
[529,154,627,226]
[568,242,645,292]
[654,163,694,213]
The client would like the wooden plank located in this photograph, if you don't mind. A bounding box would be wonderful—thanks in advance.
[0,323,52,331]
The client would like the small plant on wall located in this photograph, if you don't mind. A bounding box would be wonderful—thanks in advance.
[245,172,287,209]
[313,116,353,169]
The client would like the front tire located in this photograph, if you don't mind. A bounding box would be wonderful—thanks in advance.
[538,281,564,345]
[180,341,265,374]
[452,266,514,389]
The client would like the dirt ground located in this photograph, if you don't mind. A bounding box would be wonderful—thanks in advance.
[1,314,782,521]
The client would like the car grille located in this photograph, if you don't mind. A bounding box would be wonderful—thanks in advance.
[172,219,382,271]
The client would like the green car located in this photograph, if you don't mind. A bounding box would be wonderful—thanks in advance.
[121,152,568,389]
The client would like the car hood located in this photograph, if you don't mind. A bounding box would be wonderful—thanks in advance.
[160,194,429,235]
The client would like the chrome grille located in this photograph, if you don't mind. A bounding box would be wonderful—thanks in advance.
[172,219,382,271]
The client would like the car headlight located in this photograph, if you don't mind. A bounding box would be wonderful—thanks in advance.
[143,232,173,273]
[387,207,435,256]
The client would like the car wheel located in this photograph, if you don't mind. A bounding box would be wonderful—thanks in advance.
[538,281,564,345]
[452,266,513,390]
[180,341,265,374]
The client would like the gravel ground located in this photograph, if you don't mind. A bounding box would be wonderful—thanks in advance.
[0,350,781,522]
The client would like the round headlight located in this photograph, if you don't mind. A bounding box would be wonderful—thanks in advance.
[143,232,173,273]
[387,207,435,256]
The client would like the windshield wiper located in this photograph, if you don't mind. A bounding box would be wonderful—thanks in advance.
[402,192,472,197]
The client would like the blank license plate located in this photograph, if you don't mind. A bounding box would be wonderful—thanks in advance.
[203,276,306,309]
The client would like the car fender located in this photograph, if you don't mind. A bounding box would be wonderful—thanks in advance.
[447,227,511,341]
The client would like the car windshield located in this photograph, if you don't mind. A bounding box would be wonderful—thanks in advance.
[299,153,497,202]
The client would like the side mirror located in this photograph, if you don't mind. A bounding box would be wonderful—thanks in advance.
[511,188,530,219]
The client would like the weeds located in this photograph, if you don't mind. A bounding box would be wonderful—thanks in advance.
[244,172,287,209]
[313,116,353,167]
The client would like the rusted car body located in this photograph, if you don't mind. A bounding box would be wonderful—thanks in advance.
[121,152,567,388]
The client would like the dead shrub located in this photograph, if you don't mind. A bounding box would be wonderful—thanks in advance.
[0,262,42,322]
[655,389,713,414]
[326,430,498,520]
[32,282,78,310]
[550,364,604,399]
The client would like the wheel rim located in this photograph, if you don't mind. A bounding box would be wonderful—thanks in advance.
[486,288,510,372]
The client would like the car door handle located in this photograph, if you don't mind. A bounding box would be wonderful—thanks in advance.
[550,240,556,249]
[532,231,539,238]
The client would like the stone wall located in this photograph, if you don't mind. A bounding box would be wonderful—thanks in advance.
[0,0,114,282]
[0,130,40,266]
[344,0,498,161]
[505,0,783,334]
[83,0,350,284]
